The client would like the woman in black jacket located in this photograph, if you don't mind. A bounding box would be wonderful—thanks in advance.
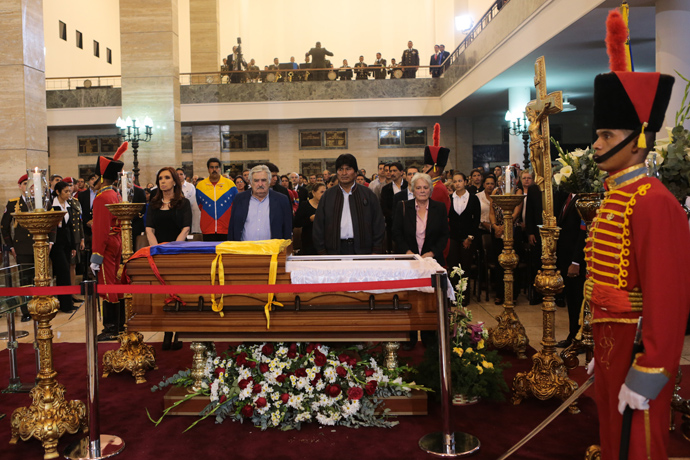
[293,183,326,255]
[51,181,80,313]
[447,172,480,305]
[145,166,192,350]
[392,172,449,265]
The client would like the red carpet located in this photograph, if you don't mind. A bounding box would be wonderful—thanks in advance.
[1,342,689,460]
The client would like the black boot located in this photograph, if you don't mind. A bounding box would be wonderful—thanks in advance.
[20,304,31,322]
[97,301,117,342]
[172,333,183,351]
[162,332,173,350]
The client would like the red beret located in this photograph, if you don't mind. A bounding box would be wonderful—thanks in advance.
[62,177,74,184]
[18,174,28,184]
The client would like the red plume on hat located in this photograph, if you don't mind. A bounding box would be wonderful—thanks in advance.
[424,123,449,171]
[113,141,128,161]
[606,10,628,73]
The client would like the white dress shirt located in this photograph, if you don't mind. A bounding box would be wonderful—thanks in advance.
[340,185,355,239]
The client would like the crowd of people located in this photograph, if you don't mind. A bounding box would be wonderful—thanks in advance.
[220,41,451,83]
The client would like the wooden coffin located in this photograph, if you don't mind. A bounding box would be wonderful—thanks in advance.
[126,251,438,342]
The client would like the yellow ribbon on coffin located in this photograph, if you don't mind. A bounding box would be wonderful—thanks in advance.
[210,239,292,328]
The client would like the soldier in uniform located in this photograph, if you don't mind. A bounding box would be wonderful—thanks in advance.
[354,55,369,80]
[401,40,419,79]
[372,52,387,80]
[338,59,353,81]
[90,142,127,341]
[585,10,690,459]
[0,174,33,321]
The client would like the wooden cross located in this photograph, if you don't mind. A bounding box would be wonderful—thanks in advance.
[525,56,562,222]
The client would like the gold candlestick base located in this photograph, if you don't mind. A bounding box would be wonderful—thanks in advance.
[101,202,156,384]
[8,210,86,459]
[512,225,578,412]
[487,194,529,359]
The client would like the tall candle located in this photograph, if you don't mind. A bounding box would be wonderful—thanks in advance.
[121,171,129,202]
[504,166,512,195]
[33,168,43,210]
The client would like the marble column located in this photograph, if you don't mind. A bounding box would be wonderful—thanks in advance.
[120,0,181,187]
[0,0,47,204]
[454,116,473,173]
[656,0,690,128]
[190,0,220,84]
[507,86,531,167]
[192,124,220,176]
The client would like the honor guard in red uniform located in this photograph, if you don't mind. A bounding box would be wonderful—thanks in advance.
[586,10,690,459]
[423,123,451,214]
[90,142,127,341]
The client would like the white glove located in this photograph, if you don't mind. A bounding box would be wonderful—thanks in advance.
[617,383,650,414]
[586,358,595,375]
[90,263,101,276]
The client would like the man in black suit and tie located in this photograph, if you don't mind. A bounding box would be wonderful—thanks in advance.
[226,46,247,83]
[372,52,387,80]
[77,173,98,278]
[1,174,34,321]
[379,162,407,252]
[439,44,450,73]
[288,172,308,203]
[522,170,543,305]
[307,42,334,81]
[555,191,587,348]
[430,45,442,78]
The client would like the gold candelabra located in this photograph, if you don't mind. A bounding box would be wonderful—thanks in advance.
[512,56,578,411]
[9,210,86,459]
[488,194,529,359]
[561,193,602,368]
[101,202,156,384]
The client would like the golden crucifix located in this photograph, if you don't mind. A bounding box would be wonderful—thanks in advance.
[512,56,579,411]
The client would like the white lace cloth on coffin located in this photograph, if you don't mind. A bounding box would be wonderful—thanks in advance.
[286,257,453,297]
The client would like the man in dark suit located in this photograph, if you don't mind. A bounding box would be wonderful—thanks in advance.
[313,154,385,255]
[401,40,419,78]
[77,174,97,278]
[338,59,353,80]
[307,42,334,81]
[430,45,442,78]
[288,171,308,203]
[228,165,292,241]
[522,170,543,305]
[354,56,369,80]
[372,52,387,80]
[393,166,418,209]
[226,46,247,83]
[555,191,587,348]
[266,162,291,200]
[1,174,33,321]
[379,162,407,253]
[439,44,450,73]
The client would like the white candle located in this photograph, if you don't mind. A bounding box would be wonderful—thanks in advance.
[33,168,43,210]
[504,166,511,195]
[121,171,129,202]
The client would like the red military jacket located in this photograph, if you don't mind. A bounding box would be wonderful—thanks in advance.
[431,176,450,214]
[90,185,121,265]
[585,163,690,398]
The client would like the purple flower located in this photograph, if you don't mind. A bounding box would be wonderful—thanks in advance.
[468,323,485,344]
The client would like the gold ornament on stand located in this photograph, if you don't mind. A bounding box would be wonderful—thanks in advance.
[9,210,86,459]
[560,193,603,368]
[101,202,156,384]
[512,56,579,411]
[488,194,529,359]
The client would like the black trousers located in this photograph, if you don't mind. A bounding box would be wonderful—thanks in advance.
[447,238,475,298]
[50,243,73,312]
[564,274,585,339]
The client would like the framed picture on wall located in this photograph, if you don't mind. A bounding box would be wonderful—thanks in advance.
[78,137,99,155]
[378,129,402,147]
[78,164,97,179]
[299,131,323,149]
[246,132,268,150]
[403,128,426,146]
[181,127,193,153]
[324,130,347,148]
[99,136,120,153]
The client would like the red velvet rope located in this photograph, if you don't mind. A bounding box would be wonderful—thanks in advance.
[0,278,432,297]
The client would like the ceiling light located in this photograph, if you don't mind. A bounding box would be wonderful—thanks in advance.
[455,15,474,33]
[562,96,577,113]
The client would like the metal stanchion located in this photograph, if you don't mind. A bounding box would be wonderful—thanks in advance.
[64,280,124,460]
[419,272,480,457]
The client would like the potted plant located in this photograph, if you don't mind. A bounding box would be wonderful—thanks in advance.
[417,266,509,404]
